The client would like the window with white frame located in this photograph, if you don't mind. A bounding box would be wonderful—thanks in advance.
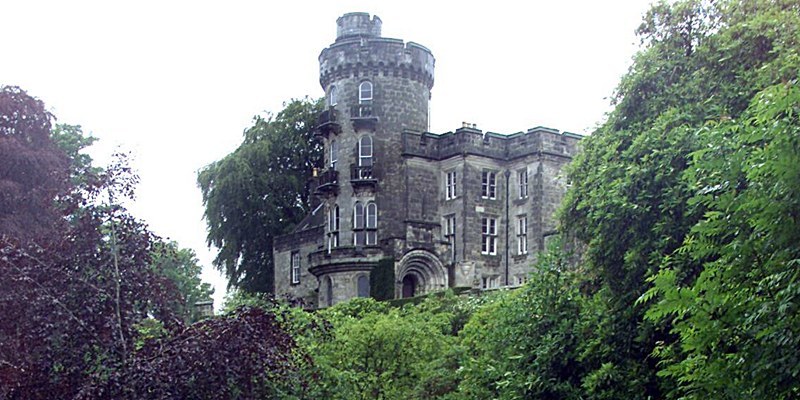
[481,171,496,199]
[329,85,337,106]
[327,205,339,252]
[517,215,528,255]
[359,136,373,167]
[359,81,373,104]
[445,170,457,200]
[330,140,338,169]
[481,276,499,289]
[518,169,528,199]
[366,202,377,245]
[291,251,301,284]
[481,217,497,255]
[443,214,456,261]
[516,275,529,286]
[353,201,377,246]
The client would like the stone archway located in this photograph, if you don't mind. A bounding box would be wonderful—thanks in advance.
[396,249,447,298]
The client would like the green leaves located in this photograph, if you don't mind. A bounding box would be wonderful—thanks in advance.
[198,98,323,293]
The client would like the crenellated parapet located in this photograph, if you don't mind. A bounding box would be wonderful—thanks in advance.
[401,126,582,161]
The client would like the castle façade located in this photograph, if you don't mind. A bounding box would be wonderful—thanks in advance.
[273,13,581,308]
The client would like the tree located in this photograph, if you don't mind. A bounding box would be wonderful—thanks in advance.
[81,306,309,399]
[560,0,799,397]
[644,81,800,399]
[50,123,102,190]
[0,161,180,399]
[151,241,214,323]
[0,86,69,242]
[198,97,323,293]
[307,298,456,400]
[456,247,584,400]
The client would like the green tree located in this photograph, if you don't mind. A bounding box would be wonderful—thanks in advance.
[151,241,214,323]
[456,248,583,400]
[560,0,799,397]
[198,98,323,293]
[644,82,800,399]
[50,123,102,190]
[305,298,456,400]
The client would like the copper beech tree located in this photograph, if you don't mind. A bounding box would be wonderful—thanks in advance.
[0,87,309,399]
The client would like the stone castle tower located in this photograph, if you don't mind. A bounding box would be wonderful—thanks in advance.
[274,13,581,308]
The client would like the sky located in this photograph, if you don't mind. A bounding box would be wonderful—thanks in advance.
[1,0,653,310]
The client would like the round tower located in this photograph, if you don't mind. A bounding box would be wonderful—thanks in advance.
[311,13,436,307]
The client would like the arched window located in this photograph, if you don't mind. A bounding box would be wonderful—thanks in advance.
[330,140,338,169]
[359,136,373,167]
[357,275,370,298]
[359,81,373,104]
[366,202,377,245]
[327,204,339,252]
[354,201,377,246]
[329,85,337,107]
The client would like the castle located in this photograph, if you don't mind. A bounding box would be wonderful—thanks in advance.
[273,13,581,308]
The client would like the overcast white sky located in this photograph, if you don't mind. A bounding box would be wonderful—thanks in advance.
[2,0,652,309]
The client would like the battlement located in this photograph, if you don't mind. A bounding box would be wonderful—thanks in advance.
[401,126,582,161]
[320,16,435,90]
[337,12,382,40]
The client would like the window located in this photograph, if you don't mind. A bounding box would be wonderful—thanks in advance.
[291,252,301,284]
[366,202,377,245]
[517,215,528,255]
[445,170,457,200]
[325,276,333,307]
[481,171,496,199]
[327,205,339,253]
[481,217,497,255]
[443,215,456,261]
[518,169,528,199]
[329,85,337,106]
[359,81,373,104]
[516,275,529,286]
[357,136,373,180]
[481,276,499,290]
[354,201,377,246]
[359,136,373,167]
[357,275,370,298]
[330,140,338,169]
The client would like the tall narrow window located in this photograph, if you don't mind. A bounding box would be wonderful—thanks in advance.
[518,169,528,199]
[357,136,373,180]
[517,215,528,255]
[291,251,301,284]
[353,202,364,246]
[481,217,497,255]
[445,170,457,200]
[443,215,456,261]
[359,81,373,104]
[325,276,333,307]
[329,85,337,106]
[365,202,377,245]
[330,140,338,169]
[357,275,370,298]
[481,171,497,199]
[328,205,339,253]
[359,136,373,167]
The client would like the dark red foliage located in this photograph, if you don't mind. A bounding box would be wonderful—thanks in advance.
[83,307,308,399]
[0,86,69,242]
[0,204,181,399]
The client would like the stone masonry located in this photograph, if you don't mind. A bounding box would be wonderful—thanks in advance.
[273,13,581,308]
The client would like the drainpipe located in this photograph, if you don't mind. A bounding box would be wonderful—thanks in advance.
[504,169,511,286]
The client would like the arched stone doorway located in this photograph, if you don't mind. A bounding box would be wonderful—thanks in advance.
[402,274,417,298]
[396,250,447,298]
